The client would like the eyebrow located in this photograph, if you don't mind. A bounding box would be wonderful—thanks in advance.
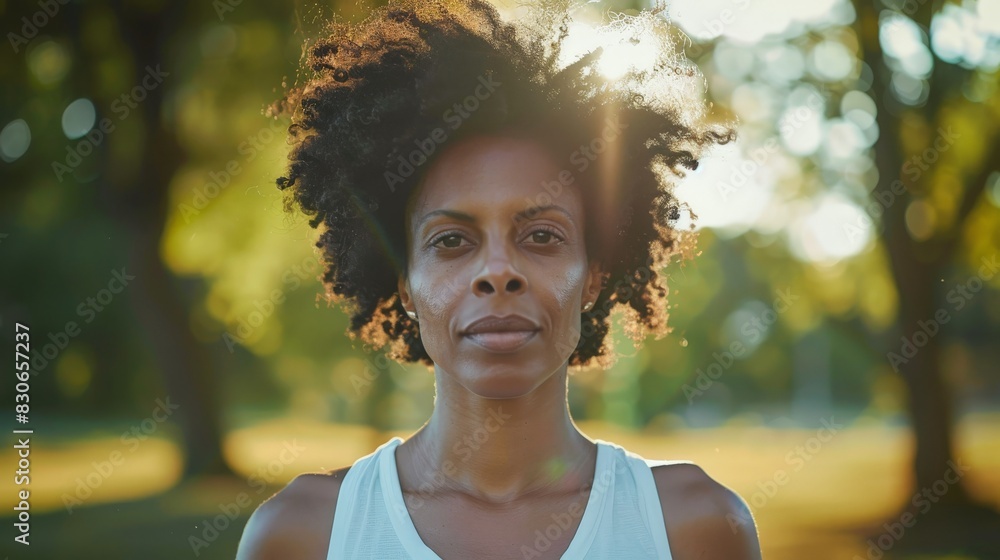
[416,204,574,229]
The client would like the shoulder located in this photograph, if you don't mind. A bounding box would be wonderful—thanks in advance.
[649,462,762,560]
[236,466,352,560]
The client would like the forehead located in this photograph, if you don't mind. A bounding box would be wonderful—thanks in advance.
[409,134,583,219]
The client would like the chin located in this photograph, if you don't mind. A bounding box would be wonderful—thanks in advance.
[452,358,554,399]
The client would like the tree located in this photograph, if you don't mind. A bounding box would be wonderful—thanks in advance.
[105,0,234,478]
[854,0,1000,553]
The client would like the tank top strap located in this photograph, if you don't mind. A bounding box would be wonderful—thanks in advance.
[326,436,404,560]
[377,436,442,559]
[557,438,616,558]
[614,445,681,560]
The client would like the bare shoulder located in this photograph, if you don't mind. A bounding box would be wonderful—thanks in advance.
[236,466,352,560]
[649,462,762,560]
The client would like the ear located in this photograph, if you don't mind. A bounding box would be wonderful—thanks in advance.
[582,260,607,308]
[397,275,413,313]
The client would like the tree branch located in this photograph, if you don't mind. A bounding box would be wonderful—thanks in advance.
[944,132,1000,255]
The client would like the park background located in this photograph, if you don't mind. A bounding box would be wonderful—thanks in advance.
[1,0,999,558]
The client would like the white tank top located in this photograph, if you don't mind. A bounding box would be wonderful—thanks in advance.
[327,436,682,559]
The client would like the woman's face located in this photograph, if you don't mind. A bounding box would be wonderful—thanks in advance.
[398,134,604,398]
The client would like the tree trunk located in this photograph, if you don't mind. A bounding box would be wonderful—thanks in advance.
[854,1,1000,554]
[104,0,233,479]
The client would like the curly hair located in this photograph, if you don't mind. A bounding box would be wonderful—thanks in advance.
[268,0,734,369]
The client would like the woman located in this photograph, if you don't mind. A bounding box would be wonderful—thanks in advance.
[238,0,761,558]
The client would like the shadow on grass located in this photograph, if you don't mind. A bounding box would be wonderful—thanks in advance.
[839,500,1000,560]
[11,474,283,560]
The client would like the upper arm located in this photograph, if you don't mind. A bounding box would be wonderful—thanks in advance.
[236,468,350,560]
[650,463,762,560]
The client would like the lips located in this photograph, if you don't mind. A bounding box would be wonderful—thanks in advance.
[461,314,540,335]
[461,315,540,352]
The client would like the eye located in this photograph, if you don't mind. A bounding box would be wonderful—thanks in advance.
[430,232,468,249]
[525,226,564,245]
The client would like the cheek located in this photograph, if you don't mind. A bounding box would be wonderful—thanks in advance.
[545,263,589,358]
[409,263,462,324]
[553,274,578,309]
[549,263,587,317]
[407,272,454,361]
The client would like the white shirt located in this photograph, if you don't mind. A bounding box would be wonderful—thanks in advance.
[327,436,682,559]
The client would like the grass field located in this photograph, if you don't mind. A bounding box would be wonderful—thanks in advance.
[3,414,998,559]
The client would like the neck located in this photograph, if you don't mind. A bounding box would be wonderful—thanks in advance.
[401,365,595,504]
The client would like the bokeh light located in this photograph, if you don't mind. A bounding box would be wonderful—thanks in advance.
[788,193,873,263]
[0,119,32,163]
[809,39,855,81]
[26,40,72,85]
[61,98,97,140]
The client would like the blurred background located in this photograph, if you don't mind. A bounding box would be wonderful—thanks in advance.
[1,0,998,558]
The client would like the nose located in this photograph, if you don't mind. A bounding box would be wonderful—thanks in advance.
[471,239,528,297]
